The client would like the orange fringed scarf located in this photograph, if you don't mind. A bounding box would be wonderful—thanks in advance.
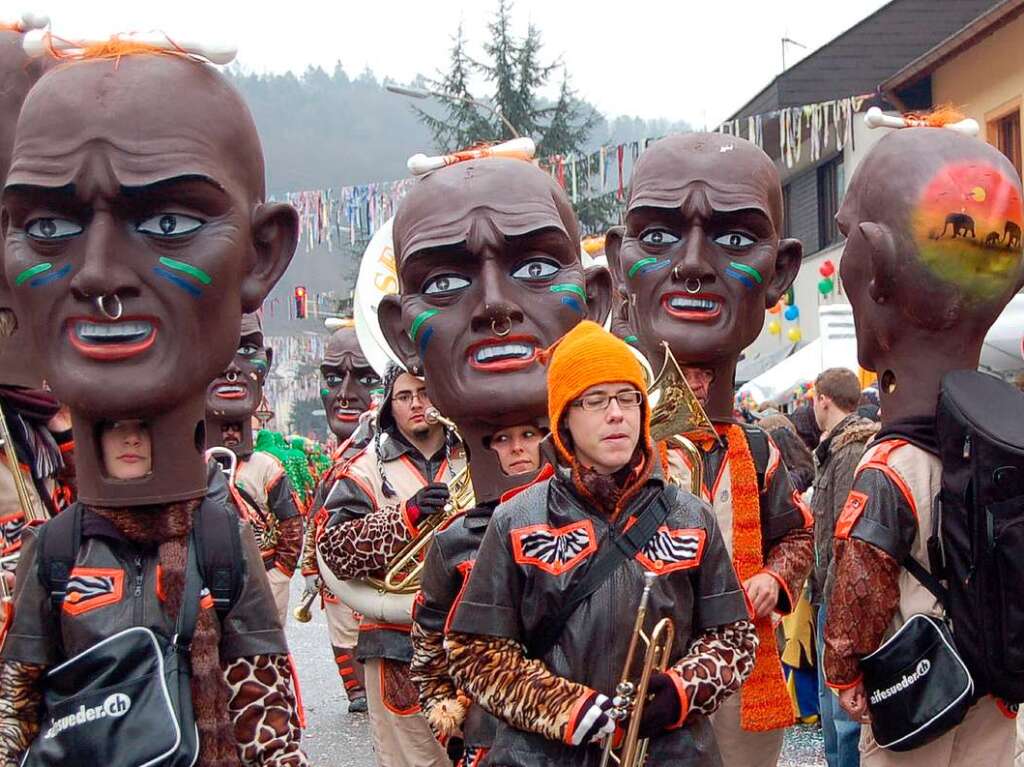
[720,423,794,732]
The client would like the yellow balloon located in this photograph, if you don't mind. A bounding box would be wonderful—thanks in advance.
[768,320,781,335]
[787,327,802,343]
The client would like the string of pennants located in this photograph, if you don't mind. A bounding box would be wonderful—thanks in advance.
[280,93,871,251]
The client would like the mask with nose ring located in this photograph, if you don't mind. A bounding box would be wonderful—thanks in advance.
[606,133,803,420]
[379,155,613,502]
[206,312,272,457]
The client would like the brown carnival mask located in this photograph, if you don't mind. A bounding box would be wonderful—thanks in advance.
[838,127,1024,422]
[0,29,50,387]
[606,133,802,419]
[380,157,612,500]
[320,325,380,440]
[206,312,272,456]
[1,53,298,505]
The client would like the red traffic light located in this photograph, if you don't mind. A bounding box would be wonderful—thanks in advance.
[295,286,307,297]
[294,285,308,319]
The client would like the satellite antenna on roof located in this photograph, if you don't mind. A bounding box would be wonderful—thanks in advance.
[781,37,807,71]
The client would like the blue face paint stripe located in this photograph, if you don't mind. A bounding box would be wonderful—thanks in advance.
[418,326,434,356]
[560,296,584,315]
[153,266,202,298]
[635,258,671,276]
[725,267,756,290]
[28,263,71,288]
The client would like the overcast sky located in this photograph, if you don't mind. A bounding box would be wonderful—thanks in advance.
[19,0,890,127]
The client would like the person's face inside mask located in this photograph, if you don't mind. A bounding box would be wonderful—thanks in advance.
[489,424,544,476]
[221,422,243,449]
[100,419,152,480]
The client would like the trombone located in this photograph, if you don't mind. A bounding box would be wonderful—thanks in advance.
[368,406,475,594]
[600,572,676,767]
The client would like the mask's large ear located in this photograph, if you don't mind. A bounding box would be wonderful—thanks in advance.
[242,202,300,312]
[858,222,899,305]
[604,226,626,285]
[583,265,613,326]
[378,294,420,373]
[264,346,274,372]
[765,237,803,307]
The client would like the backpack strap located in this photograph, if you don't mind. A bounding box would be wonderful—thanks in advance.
[37,502,82,610]
[740,425,770,491]
[193,496,245,619]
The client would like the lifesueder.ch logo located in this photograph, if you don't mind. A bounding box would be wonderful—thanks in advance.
[44,693,132,739]
[870,660,932,705]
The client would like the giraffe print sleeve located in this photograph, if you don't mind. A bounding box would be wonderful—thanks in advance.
[669,620,758,717]
[223,653,308,767]
[0,659,44,767]
[316,503,413,581]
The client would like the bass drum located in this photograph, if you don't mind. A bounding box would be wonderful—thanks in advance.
[317,548,415,624]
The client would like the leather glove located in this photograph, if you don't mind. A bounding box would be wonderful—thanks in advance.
[406,482,451,524]
[637,672,685,737]
[568,692,615,746]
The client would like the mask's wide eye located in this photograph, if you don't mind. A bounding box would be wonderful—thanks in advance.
[238,344,259,356]
[324,374,343,387]
[714,231,756,249]
[26,217,82,240]
[137,213,204,237]
[358,375,380,387]
[423,274,470,295]
[511,259,559,281]
[640,229,679,246]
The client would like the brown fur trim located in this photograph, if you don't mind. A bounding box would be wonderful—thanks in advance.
[427,696,467,739]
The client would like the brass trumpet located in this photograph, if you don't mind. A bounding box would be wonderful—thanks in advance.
[648,342,719,497]
[365,406,474,594]
[600,572,676,767]
[293,577,322,623]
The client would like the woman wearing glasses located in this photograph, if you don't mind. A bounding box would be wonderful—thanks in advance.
[445,322,757,766]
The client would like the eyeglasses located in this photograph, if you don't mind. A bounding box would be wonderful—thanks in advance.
[392,390,429,406]
[571,390,643,411]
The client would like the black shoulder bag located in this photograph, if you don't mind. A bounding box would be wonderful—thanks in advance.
[859,555,974,752]
[526,485,678,659]
[24,522,204,767]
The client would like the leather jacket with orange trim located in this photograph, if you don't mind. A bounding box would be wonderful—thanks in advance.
[229,452,304,577]
[448,463,752,766]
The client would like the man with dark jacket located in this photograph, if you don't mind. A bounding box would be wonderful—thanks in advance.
[810,367,877,767]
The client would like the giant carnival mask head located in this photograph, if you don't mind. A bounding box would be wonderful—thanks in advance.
[206,312,272,457]
[379,156,612,501]
[838,125,1024,422]
[607,133,802,419]
[0,22,51,387]
[320,323,380,440]
[1,48,298,505]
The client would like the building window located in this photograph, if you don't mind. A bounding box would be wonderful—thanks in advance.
[990,109,1022,178]
[817,155,844,248]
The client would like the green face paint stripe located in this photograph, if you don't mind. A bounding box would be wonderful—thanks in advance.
[158,256,212,285]
[728,261,763,284]
[628,258,658,278]
[408,309,440,341]
[549,283,587,301]
[15,263,52,286]
[320,388,330,397]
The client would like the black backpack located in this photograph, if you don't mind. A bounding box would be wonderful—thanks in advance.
[932,369,1024,704]
[36,496,245,621]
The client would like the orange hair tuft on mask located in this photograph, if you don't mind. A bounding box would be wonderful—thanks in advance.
[902,105,967,128]
[43,33,191,63]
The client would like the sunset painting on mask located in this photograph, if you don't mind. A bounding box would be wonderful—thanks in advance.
[914,161,1024,300]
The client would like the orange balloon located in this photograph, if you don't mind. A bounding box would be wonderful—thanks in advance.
[768,302,782,315]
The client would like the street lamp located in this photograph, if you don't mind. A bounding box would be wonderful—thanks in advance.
[386,83,521,139]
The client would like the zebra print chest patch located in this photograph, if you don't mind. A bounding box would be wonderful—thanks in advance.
[634,526,706,574]
[510,520,597,576]
[62,567,125,616]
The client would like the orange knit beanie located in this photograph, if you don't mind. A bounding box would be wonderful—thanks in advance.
[546,320,649,463]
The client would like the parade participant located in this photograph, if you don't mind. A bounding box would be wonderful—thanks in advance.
[0,24,71,574]
[445,321,757,765]
[317,365,463,767]
[606,133,814,767]
[207,312,304,626]
[409,421,546,766]
[809,368,876,767]
[0,43,305,766]
[299,323,380,713]
[377,154,612,506]
[824,125,1024,765]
